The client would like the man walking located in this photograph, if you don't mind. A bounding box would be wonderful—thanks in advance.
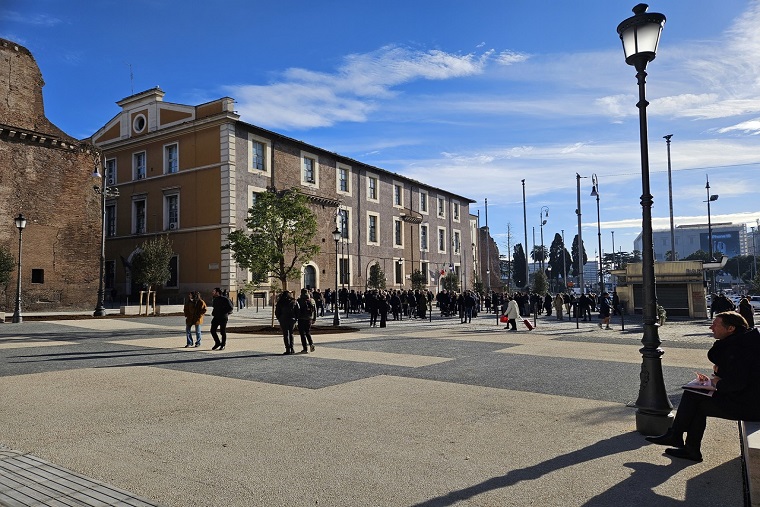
[210,287,233,350]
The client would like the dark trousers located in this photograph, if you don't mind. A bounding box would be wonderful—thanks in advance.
[297,319,313,350]
[673,390,745,450]
[280,320,295,352]
[210,316,228,346]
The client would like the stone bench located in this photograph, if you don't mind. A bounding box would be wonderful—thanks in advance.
[740,421,760,506]
[120,304,184,316]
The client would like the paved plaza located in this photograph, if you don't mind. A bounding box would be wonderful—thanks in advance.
[0,308,747,506]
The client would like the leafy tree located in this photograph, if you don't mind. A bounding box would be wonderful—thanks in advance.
[442,272,460,292]
[224,189,320,291]
[571,235,587,277]
[368,262,387,289]
[512,243,527,289]
[131,235,175,291]
[751,272,760,294]
[410,269,426,290]
[548,233,571,286]
[683,249,710,262]
[532,270,548,296]
[530,245,548,266]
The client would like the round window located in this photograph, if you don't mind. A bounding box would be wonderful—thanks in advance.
[133,114,146,133]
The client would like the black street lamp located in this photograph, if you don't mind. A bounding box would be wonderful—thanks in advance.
[575,173,585,294]
[705,176,719,293]
[332,227,341,327]
[539,206,549,272]
[522,179,528,289]
[617,3,672,435]
[11,213,27,324]
[590,175,604,294]
[92,157,120,317]
[664,134,676,260]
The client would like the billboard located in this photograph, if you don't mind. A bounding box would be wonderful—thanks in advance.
[699,231,740,258]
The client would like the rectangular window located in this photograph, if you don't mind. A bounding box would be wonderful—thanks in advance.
[105,158,117,185]
[395,261,403,285]
[339,167,348,192]
[394,184,402,206]
[420,225,428,250]
[133,151,146,180]
[453,231,461,254]
[134,199,146,234]
[438,228,446,253]
[420,191,428,213]
[368,176,378,200]
[421,261,429,282]
[369,215,377,243]
[164,143,178,174]
[166,256,178,288]
[165,194,179,230]
[303,156,315,183]
[339,258,350,285]
[31,269,44,284]
[438,197,445,217]
[105,204,116,237]
[453,202,460,221]
[394,219,403,246]
[339,209,349,239]
[252,141,265,171]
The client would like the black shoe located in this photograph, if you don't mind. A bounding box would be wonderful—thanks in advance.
[212,344,220,350]
[219,346,225,350]
[283,350,290,355]
[299,349,308,354]
[645,429,684,448]
[185,344,192,348]
[310,344,315,352]
[664,446,702,462]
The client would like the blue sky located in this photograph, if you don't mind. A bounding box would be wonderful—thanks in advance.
[3,0,760,259]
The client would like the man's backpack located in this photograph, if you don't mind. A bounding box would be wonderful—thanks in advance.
[297,298,315,320]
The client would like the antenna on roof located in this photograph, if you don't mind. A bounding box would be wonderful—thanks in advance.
[127,63,134,95]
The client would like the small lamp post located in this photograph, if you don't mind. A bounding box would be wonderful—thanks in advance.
[539,206,549,272]
[705,176,719,293]
[93,157,120,316]
[590,175,604,294]
[332,227,341,326]
[617,3,672,435]
[12,213,27,324]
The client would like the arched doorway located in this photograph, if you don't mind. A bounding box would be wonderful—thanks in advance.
[304,265,317,289]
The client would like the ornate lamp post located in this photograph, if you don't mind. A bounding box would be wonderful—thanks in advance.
[664,134,676,260]
[575,173,585,294]
[617,3,672,435]
[92,157,120,316]
[11,213,27,324]
[332,227,341,327]
[522,179,528,289]
[590,175,604,294]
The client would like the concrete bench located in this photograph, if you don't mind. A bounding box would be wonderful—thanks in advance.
[740,421,760,506]
[120,304,184,316]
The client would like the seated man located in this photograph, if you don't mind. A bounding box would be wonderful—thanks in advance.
[645,311,760,462]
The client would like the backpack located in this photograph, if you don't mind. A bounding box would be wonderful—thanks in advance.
[297,297,315,320]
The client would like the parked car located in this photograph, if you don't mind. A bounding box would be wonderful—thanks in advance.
[748,296,760,313]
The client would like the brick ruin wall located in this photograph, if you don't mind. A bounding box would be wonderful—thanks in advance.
[0,38,101,312]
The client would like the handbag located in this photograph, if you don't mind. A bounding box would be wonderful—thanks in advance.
[500,315,508,323]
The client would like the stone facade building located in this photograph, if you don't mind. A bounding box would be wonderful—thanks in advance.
[0,38,101,312]
[88,88,478,302]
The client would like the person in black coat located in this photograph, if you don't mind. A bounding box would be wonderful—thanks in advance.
[646,311,760,461]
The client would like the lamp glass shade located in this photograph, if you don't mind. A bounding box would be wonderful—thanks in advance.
[332,228,341,242]
[14,213,27,230]
[617,5,666,65]
[710,195,719,201]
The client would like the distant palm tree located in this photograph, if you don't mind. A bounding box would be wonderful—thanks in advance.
[531,245,548,267]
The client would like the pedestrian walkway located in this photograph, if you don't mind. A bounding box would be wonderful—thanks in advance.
[0,308,744,506]
[0,447,160,506]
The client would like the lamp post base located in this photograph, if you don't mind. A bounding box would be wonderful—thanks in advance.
[636,409,674,436]
[93,306,107,317]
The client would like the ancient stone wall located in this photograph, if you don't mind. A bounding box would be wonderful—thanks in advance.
[0,38,100,312]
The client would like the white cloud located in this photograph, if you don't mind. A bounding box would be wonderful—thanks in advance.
[495,50,530,65]
[717,118,760,135]
[0,11,61,26]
